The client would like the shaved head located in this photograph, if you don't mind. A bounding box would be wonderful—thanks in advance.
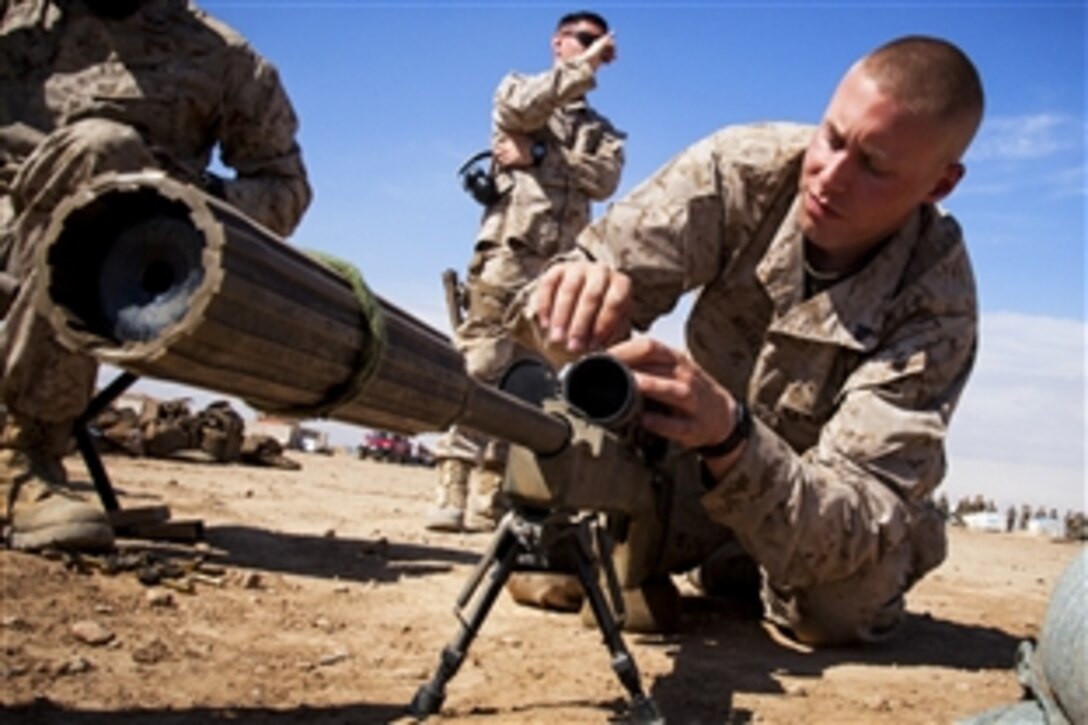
[858,36,984,160]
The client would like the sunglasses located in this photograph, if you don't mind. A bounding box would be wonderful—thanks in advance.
[563,29,603,48]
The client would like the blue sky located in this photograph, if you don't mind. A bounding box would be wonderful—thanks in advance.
[131,1,1085,511]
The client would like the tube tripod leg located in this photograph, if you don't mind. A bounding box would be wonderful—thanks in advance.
[571,519,664,725]
[73,371,139,512]
[409,523,522,718]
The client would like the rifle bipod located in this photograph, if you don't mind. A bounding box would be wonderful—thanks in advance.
[409,508,664,723]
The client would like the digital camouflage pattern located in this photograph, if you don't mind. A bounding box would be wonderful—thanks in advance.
[0,0,310,423]
[437,56,625,463]
[514,123,978,643]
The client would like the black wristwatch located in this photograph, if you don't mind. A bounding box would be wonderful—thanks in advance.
[696,401,751,458]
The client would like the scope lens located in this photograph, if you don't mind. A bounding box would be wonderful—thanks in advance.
[563,355,633,423]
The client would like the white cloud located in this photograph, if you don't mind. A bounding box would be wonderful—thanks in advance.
[946,312,1085,510]
[1045,163,1088,198]
[968,113,1084,162]
[974,312,1085,380]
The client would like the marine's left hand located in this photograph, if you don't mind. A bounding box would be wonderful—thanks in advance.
[608,337,739,452]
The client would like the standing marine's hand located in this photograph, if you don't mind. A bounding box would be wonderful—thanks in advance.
[579,32,617,70]
[532,260,632,354]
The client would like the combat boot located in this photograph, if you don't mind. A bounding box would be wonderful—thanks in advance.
[464,466,505,533]
[507,572,584,612]
[424,458,471,532]
[1,415,113,552]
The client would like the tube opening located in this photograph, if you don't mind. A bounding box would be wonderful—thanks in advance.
[562,354,636,427]
[140,259,177,297]
[46,187,206,343]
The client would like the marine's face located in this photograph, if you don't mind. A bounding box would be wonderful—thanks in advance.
[799,65,963,265]
[551,19,606,63]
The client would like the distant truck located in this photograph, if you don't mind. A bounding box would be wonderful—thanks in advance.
[358,431,437,466]
[359,430,414,464]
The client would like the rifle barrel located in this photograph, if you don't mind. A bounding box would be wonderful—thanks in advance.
[36,172,567,454]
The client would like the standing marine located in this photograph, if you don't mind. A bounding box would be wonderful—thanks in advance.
[426,10,625,533]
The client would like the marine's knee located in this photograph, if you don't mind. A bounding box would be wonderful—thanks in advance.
[762,546,913,647]
[765,585,906,646]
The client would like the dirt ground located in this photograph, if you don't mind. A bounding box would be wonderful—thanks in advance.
[1,449,1081,724]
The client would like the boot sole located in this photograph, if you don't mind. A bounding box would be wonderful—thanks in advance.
[424,510,464,533]
[10,521,114,552]
[462,514,498,533]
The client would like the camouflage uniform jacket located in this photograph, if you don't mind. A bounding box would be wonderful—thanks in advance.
[0,0,311,236]
[478,56,625,260]
[555,123,979,590]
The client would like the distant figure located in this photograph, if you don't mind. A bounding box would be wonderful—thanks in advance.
[1071,512,1086,541]
[426,10,624,533]
[0,0,311,551]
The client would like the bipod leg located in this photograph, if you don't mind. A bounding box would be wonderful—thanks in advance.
[73,371,139,512]
[571,517,664,724]
[409,515,522,718]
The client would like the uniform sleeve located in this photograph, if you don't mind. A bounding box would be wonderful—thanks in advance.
[217,44,311,237]
[506,125,806,366]
[504,136,724,367]
[493,59,597,133]
[700,248,978,589]
[576,134,731,330]
[555,119,625,201]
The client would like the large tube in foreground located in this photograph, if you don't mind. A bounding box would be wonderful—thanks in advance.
[34,171,567,454]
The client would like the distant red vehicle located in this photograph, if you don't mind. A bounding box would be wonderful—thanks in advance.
[359,430,413,464]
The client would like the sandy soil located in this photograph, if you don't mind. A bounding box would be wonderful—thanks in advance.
[1,450,1081,724]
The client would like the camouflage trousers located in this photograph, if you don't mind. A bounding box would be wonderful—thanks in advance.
[649,452,946,645]
[434,240,550,466]
[2,118,159,423]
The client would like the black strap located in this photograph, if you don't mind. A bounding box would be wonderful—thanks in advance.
[696,401,751,459]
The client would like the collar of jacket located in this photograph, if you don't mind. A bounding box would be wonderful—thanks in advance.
[755,195,923,353]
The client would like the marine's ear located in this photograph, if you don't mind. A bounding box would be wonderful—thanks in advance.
[924,162,965,204]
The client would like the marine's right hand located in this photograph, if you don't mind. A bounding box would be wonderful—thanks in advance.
[579,32,617,70]
[531,260,632,354]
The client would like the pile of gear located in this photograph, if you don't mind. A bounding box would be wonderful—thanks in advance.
[93,398,300,471]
